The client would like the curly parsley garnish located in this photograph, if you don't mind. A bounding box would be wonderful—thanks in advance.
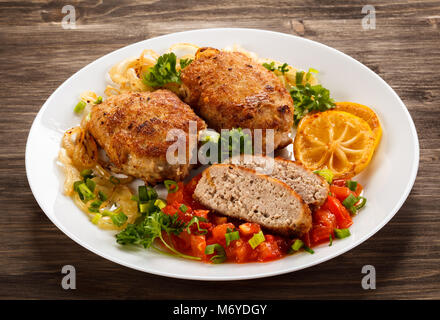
[116,209,201,260]
[116,185,200,260]
[143,52,181,88]
[290,70,335,125]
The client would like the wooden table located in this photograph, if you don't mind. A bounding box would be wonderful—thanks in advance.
[1,0,439,300]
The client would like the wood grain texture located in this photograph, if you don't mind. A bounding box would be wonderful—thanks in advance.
[0,0,439,300]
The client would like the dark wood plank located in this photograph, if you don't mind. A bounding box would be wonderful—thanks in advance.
[0,0,439,299]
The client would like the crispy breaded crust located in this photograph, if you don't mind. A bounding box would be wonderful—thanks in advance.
[180,49,294,150]
[87,90,206,183]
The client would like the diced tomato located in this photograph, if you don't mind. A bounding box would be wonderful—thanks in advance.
[210,223,235,246]
[212,215,228,225]
[193,209,209,219]
[166,182,184,204]
[190,235,207,259]
[162,201,194,222]
[330,185,355,202]
[239,223,261,236]
[256,235,282,262]
[354,183,363,197]
[274,235,290,253]
[310,208,336,245]
[182,175,207,209]
[173,231,192,251]
[332,179,346,187]
[185,174,202,196]
[324,195,353,229]
[161,201,180,216]
[301,231,312,248]
[226,238,256,263]
[331,180,363,197]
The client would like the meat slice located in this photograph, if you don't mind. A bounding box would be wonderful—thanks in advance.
[87,90,206,184]
[193,164,312,237]
[180,48,294,150]
[226,155,329,206]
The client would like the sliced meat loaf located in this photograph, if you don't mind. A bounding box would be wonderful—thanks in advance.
[193,164,312,237]
[226,155,329,206]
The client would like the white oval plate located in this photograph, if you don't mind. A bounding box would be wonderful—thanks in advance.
[26,28,419,281]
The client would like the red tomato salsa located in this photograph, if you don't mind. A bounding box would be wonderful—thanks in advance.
[161,175,363,263]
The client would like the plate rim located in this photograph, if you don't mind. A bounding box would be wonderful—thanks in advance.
[25,27,420,281]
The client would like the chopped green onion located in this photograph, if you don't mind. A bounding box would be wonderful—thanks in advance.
[85,178,95,192]
[262,61,276,71]
[88,200,102,213]
[225,229,240,246]
[306,68,319,80]
[109,176,120,185]
[139,202,149,213]
[164,180,179,193]
[138,186,148,202]
[295,71,305,84]
[186,216,208,235]
[179,204,188,213]
[80,169,93,179]
[154,199,167,209]
[93,96,103,104]
[131,195,139,202]
[342,193,358,207]
[303,245,315,254]
[91,213,102,225]
[342,193,359,214]
[139,200,155,214]
[313,169,334,184]
[73,181,83,193]
[277,63,289,74]
[98,191,107,201]
[329,234,333,246]
[101,209,114,217]
[111,212,128,227]
[248,231,265,249]
[77,183,95,201]
[334,228,351,239]
[74,100,86,113]
[355,196,367,211]
[204,244,226,264]
[291,239,304,251]
[147,187,158,200]
[346,180,358,192]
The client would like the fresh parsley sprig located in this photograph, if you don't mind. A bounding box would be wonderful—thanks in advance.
[143,53,181,88]
[143,53,194,89]
[116,209,201,260]
[290,70,335,125]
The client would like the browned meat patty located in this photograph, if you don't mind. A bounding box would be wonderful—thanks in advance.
[180,48,294,150]
[193,164,312,237]
[87,90,206,184]
[226,154,329,206]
